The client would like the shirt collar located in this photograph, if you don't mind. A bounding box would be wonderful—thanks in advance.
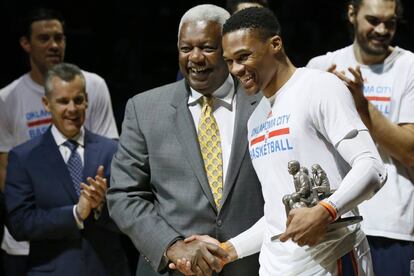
[188,74,235,109]
[51,125,85,147]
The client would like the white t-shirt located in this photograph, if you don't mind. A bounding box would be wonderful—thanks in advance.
[0,71,119,255]
[307,45,414,241]
[244,68,367,275]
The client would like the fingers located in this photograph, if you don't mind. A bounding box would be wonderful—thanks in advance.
[195,257,212,276]
[87,176,107,196]
[96,165,105,178]
[169,259,195,275]
[185,235,220,245]
[327,64,336,73]
[199,247,222,273]
[80,181,105,208]
[184,235,199,243]
[206,242,228,260]
[348,65,361,77]
[279,231,289,242]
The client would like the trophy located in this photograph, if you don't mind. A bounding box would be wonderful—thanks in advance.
[271,160,362,242]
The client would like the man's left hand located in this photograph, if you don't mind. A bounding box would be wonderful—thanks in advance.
[80,165,107,209]
[279,204,332,247]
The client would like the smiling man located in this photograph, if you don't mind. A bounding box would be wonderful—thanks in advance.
[176,7,388,275]
[307,0,414,274]
[4,63,129,276]
[0,9,118,275]
[107,4,264,276]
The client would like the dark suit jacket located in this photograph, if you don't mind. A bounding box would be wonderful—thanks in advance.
[5,128,129,276]
[107,79,265,276]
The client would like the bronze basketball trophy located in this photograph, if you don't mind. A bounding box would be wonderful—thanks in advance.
[271,160,362,241]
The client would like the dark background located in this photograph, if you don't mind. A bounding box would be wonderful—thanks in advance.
[1,0,414,130]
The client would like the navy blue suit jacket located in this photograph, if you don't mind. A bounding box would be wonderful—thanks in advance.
[5,128,129,276]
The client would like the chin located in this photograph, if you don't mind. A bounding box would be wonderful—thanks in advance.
[243,85,260,95]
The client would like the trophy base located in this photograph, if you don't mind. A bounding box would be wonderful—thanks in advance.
[270,216,363,242]
[327,215,363,230]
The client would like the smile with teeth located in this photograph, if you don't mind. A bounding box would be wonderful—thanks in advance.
[190,67,208,73]
[242,75,253,84]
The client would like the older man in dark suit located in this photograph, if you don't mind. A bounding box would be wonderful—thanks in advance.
[4,63,129,276]
[107,4,264,276]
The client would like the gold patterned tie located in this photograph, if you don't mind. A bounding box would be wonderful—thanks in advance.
[198,96,223,208]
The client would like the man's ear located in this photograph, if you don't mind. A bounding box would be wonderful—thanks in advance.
[348,4,356,24]
[270,35,282,53]
[42,96,51,112]
[19,36,31,54]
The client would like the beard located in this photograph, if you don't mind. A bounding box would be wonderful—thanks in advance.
[354,24,393,56]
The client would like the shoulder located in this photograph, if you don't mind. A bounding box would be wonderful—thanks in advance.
[0,75,26,101]
[9,133,45,160]
[299,67,340,84]
[81,70,106,84]
[392,47,414,67]
[129,80,185,106]
[299,68,350,101]
[86,131,117,148]
[307,46,351,69]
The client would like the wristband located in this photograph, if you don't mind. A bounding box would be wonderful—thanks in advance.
[318,201,337,221]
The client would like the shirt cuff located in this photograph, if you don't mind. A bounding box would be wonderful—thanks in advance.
[73,205,84,229]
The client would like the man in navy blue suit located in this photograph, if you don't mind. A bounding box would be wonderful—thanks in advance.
[4,63,129,276]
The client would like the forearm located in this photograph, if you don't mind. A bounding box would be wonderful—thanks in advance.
[228,216,265,259]
[327,131,387,217]
[358,102,414,166]
[8,205,79,241]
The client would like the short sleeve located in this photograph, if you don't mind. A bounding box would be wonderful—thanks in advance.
[398,65,414,124]
[84,74,119,139]
[308,72,367,147]
[0,98,13,152]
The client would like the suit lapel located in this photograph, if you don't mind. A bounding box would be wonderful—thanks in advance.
[222,82,261,205]
[40,129,79,203]
[83,130,101,183]
[171,81,217,211]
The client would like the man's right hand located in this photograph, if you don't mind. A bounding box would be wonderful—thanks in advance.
[76,193,92,220]
[166,239,228,275]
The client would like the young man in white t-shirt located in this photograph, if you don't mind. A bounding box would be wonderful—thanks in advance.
[171,7,386,276]
[0,8,118,276]
[307,0,414,275]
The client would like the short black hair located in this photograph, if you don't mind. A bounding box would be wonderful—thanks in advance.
[20,8,65,38]
[226,0,269,14]
[350,0,403,19]
[223,7,281,41]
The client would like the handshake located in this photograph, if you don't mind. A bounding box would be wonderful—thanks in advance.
[167,235,238,276]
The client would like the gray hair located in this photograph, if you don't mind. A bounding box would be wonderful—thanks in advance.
[178,4,230,39]
[44,63,86,98]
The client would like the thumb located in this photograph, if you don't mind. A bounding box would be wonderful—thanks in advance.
[327,64,336,73]
[97,165,105,177]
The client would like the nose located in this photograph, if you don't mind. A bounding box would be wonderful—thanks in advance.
[374,22,387,35]
[230,62,245,77]
[189,47,204,63]
[67,100,77,112]
[48,37,61,50]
